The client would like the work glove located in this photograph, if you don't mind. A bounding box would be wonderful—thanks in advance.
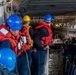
[44,45,49,50]
[32,48,37,52]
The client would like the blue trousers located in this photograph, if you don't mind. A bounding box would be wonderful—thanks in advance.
[32,50,47,75]
[17,52,31,75]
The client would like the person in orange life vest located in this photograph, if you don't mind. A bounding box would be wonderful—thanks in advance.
[32,14,53,75]
[22,15,34,68]
[0,14,30,75]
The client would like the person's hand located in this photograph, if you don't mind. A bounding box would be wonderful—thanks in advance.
[44,45,49,50]
[32,48,37,52]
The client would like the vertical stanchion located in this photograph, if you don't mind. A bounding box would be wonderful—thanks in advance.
[46,47,49,75]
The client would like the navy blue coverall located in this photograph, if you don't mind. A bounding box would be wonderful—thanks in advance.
[32,27,48,75]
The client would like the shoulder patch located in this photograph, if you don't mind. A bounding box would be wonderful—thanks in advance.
[0,28,8,35]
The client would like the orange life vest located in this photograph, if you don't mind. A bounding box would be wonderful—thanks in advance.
[21,24,33,47]
[34,22,52,46]
[0,24,30,57]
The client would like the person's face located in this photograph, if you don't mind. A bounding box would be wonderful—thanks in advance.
[48,22,52,26]
[26,21,30,25]
[10,29,19,36]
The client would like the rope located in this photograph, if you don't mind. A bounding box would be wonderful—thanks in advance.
[44,47,50,75]
[21,36,31,75]
[15,61,19,75]
[24,50,31,75]
[46,48,49,75]
[15,35,31,75]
